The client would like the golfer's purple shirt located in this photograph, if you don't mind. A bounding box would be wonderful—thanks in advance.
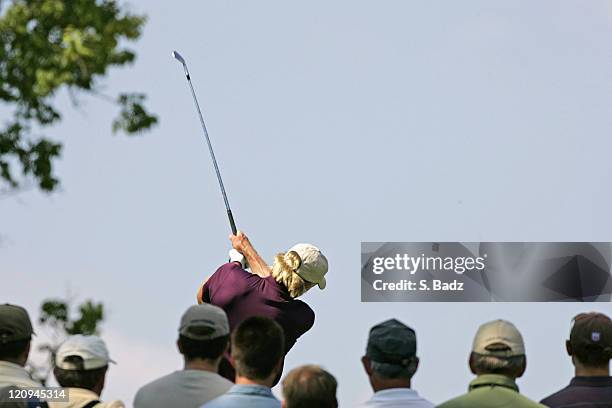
[201,262,315,380]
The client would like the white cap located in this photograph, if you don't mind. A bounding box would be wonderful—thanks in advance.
[472,319,525,357]
[56,335,115,370]
[288,243,328,290]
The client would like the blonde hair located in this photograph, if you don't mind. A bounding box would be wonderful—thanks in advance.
[271,251,314,298]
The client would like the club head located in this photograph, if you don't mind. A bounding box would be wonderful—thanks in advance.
[172,50,186,66]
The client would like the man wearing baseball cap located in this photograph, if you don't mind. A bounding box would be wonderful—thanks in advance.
[197,231,328,384]
[0,304,41,389]
[359,319,434,407]
[438,319,545,408]
[134,304,233,408]
[541,312,612,407]
[50,335,123,408]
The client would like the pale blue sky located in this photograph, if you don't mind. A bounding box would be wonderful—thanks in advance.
[3,1,612,406]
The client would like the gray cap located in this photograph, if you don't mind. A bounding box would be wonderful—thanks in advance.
[366,319,417,366]
[0,304,34,344]
[179,304,229,340]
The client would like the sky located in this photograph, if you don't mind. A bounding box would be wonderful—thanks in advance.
[3,0,612,406]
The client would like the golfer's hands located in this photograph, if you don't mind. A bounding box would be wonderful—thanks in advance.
[230,231,252,255]
[230,231,271,278]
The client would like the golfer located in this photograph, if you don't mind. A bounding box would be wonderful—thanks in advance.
[197,231,328,385]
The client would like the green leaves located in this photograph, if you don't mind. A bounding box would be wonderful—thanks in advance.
[113,93,159,134]
[0,122,62,191]
[0,0,158,192]
[40,298,104,335]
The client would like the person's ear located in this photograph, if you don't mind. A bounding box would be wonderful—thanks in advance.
[177,338,183,354]
[414,356,420,371]
[361,356,372,376]
[566,340,573,356]
[516,356,527,378]
[97,366,108,392]
[21,341,31,365]
[468,353,477,375]
[274,357,283,375]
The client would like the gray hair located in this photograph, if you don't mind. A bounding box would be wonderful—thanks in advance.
[370,359,417,380]
[470,352,525,376]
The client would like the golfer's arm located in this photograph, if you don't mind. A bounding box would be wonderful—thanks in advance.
[196,277,210,304]
[242,245,271,278]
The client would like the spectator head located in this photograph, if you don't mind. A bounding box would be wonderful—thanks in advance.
[281,365,338,408]
[177,304,230,365]
[272,243,328,298]
[361,319,420,391]
[231,316,284,386]
[566,312,612,370]
[53,335,115,395]
[0,304,34,366]
[469,319,526,379]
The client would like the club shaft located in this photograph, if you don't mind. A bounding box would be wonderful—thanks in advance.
[185,75,237,235]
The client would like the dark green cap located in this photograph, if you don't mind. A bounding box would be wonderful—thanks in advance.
[0,304,34,344]
[366,318,417,366]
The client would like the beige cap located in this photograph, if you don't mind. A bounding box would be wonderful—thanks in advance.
[179,304,229,340]
[56,335,115,370]
[288,243,328,290]
[472,319,525,357]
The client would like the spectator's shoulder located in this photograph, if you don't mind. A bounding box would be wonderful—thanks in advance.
[539,386,570,408]
[436,393,469,408]
[516,392,547,408]
[133,373,174,404]
[200,394,226,408]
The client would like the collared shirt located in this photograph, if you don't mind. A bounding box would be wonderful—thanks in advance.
[48,387,124,408]
[360,388,435,408]
[201,263,315,381]
[437,374,546,408]
[541,376,612,408]
[201,384,281,408]
[0,361,41,389]
[134,369,233,408]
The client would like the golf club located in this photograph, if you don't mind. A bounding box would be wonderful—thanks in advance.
[172,50,237,235]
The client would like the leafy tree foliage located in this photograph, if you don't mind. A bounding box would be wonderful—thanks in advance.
[0,0,158,193]
[29,298,105,385]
